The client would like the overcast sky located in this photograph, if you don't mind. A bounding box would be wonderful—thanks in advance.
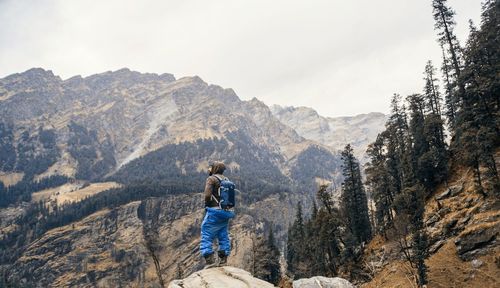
[0,0,482,117]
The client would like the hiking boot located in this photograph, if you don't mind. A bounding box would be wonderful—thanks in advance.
[203,253,216,269]
[218,251,228,266]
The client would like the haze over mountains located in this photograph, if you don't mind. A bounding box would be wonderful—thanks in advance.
[0,68,385,286]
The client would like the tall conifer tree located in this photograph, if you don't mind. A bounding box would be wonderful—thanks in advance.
[340,144,372,245]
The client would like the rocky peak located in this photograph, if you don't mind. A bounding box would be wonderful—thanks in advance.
[82,68,175,90]
[271,104,321,119]
[19,68,58,80]
[1,68,61,90]
[271,104,387,162]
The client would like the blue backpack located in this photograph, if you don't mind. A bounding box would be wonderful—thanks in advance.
[212,175,236,209]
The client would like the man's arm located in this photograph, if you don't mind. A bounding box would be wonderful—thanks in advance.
[204,177,216,206]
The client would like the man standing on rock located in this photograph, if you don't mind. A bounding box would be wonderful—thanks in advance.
[200,161,235,268]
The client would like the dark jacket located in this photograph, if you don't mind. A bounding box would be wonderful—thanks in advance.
[204,162,226,207]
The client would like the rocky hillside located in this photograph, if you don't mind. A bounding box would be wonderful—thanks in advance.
[271,105,387,163]
[6,190,310,287]
[361,152,500,287]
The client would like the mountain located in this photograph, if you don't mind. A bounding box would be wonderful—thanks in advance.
[0,68,383,287]
[271,105,387,163]
[0,68,341,187]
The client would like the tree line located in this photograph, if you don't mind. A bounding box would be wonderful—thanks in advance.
[287,145,372,281]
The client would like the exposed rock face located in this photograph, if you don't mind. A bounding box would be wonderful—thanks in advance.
[0,68,387,187]
[271,105,387,163]
[0,68,327,177]
[293,276,355,288]
[168,266,276,288]
[455,222,499,260]
[6,191,306,287]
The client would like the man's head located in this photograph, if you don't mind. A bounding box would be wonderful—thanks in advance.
[208,161,226,176]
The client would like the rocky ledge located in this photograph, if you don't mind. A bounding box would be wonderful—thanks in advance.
[168,266,355,288]
[168,266,275,288]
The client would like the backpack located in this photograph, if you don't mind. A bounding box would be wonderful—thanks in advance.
[212,175,236,209]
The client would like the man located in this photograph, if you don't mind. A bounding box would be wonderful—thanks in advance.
[200,161,235,268]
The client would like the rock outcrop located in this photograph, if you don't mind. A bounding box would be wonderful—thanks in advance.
[293,276,355,288]
[454,221,499,260]
[168,266,356,288]
[168,266,276,288]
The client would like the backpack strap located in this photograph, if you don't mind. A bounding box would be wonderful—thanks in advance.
[211,175,222,208]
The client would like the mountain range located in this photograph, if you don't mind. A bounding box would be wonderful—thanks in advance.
[0,68,386,286]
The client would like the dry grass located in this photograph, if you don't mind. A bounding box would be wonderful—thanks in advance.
[426,241,499,288]
[362,241,499,288]
[32,181,121,205]
[57,182,122,204]
[363,151,500,288]
[0,171,24,187]
[361,260,418,288]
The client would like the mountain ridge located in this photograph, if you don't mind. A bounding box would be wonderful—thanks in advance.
[0,67,385,286]
[0,67,385,185]
[271,104,387,162]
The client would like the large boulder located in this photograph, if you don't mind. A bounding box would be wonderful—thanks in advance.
[168,266,276,288]
[455,223,499,260]
[293,276,355,288]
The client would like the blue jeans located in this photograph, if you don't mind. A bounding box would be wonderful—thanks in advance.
[200,207,235,257]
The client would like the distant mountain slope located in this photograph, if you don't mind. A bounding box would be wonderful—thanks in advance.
[0,68,339,190]
[271,105,387,163]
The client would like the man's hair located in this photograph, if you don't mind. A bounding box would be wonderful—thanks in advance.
[210,161,226,175]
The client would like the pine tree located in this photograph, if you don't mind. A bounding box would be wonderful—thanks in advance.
[455,0,500,194]
[315,185,342,276]
[423,61,442,116]
[340,144,372,245]
[254,226,281,285]
[386,94,409,198]
[317,184,333,215]
[440,43,457,125]
[365,134,394,236]
[395,183,429,287]
[432,0,461,73]
[433,0,466,134]
[266,226,281,285]
[286,202,307,277]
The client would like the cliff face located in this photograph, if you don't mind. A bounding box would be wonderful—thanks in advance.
[7,190,307,287]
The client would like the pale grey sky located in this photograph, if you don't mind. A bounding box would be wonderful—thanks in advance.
[0,0,482,117]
